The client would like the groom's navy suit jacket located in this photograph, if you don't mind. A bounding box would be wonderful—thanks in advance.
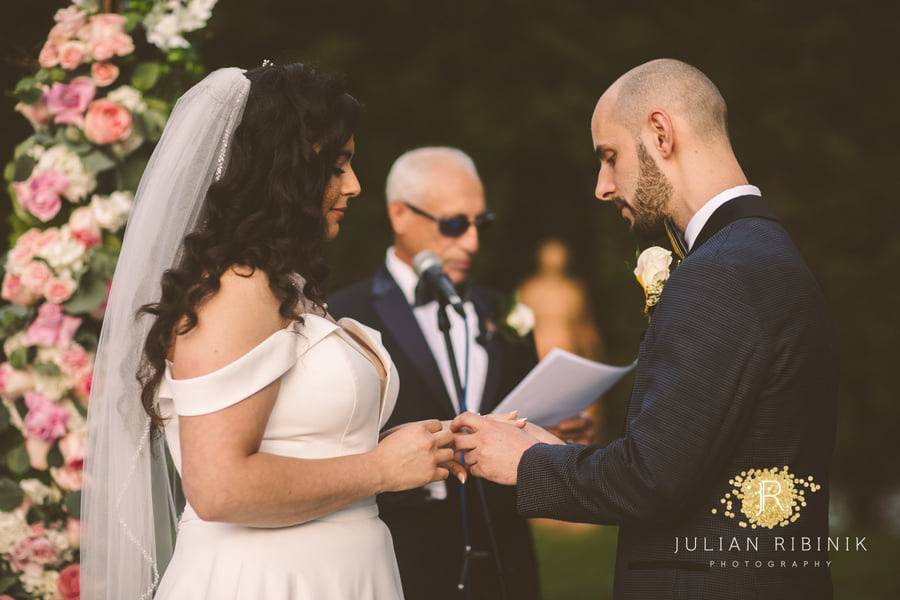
[329,267,540,600]
[517,196,838,599]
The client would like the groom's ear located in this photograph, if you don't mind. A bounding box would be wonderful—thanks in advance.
[648,109,675,159]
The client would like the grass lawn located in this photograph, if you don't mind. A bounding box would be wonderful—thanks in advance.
[532,522,900,599]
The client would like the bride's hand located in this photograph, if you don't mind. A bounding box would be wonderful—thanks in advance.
[372,419,460,492]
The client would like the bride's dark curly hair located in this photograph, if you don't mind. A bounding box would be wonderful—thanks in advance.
[137,63,360,429]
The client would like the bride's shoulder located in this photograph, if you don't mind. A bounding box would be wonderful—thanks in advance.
[169,265,288,379]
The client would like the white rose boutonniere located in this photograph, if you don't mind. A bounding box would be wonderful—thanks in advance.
[634,246,674,315]
[505,300,535,337]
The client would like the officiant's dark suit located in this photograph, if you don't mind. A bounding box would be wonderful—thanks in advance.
[516,193,839,599]
[328,147,540,600]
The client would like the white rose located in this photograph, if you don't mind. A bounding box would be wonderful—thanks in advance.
[36,144,96,202]
[506,301,535,337]
[4,331,30,357]
[90,190,133,231]
[36,227,87,273]
[21,569,60,598]
[107,85,148,114]
[0,511,29,554]
[20,478,62,505]
[634,246,673,290]
[146,13,189,50]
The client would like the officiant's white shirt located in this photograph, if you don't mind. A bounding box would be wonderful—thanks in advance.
[684,184,761,251]
[386,247,488,501]
[385,247,488,415]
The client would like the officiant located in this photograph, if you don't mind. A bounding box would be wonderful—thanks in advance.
[329,147,591,600]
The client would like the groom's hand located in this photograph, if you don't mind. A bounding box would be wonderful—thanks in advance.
[546,412,595,445]
[450,412,541,486]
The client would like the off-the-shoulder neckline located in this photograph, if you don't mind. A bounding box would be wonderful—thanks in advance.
[164,312,350,381]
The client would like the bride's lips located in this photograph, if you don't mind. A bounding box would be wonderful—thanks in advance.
[329,207,347,220]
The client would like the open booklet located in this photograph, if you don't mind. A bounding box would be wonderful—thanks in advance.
[492,348,637,426]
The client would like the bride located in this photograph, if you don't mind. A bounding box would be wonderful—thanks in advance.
[80,63,475,599]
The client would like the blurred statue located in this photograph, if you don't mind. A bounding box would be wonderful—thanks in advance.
[518,239,603,362]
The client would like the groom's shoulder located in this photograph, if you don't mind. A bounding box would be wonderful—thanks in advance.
[676,217,817,298]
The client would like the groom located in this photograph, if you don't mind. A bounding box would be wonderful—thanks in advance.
[452,59,839,599]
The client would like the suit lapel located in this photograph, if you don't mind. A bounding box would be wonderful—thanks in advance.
[471,289,504,414]
[689,195,779,255]
[372,267,457,420]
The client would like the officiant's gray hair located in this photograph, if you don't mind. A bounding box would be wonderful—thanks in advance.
[612,58,729,142]
[385,146,480,207]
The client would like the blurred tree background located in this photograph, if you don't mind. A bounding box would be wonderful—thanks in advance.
[3,1,898,597]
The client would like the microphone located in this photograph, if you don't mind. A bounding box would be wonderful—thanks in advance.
[413,251,466,317]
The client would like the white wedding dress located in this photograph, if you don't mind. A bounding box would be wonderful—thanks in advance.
[152,288,403,599]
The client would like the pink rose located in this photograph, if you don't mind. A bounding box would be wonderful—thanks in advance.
[84,99,132,145]
[45,76,96,126]
[25,438,51,470]
[59,432,85,470]
[9,228,42,268]
[34,227,62,252]
[90,62,119,87]
[14,170,69,222]
[0,363,34,400]
[68,206,101,247]
[0,594,15,600]
[24,391,70,442]
[66,519,80,549]
[1,273,37,306]
[59,563,80,600]
[52,464,83,492]
[39,43,59,68]
[112,32,134,56]
[73,369,92,405]
[25,302,83,347]
[21,261,53,299]
[54,6,87,34]
[58,41,86,70]
[91,41,114,62]
[59,344,90,376]
[9,531,58,575]
[44,275,77,304]
[15,98,52,127]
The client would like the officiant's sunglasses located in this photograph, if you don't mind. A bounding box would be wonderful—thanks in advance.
[403,202,496,238]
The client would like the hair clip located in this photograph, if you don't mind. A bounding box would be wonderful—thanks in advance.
[261,58,275,68]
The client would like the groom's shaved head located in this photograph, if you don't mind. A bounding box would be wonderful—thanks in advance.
[605,59,729,142]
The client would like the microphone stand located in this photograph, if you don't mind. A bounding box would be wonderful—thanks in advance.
[436,297,509,600]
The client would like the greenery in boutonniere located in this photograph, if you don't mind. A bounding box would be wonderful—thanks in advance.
[633,246,677,316]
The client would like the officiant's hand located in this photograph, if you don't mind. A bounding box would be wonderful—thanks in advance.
[546,412,595,444]
[451,412,548,485]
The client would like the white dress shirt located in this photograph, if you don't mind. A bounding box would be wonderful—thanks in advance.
[385,247,488,415]
[683,185,762,251]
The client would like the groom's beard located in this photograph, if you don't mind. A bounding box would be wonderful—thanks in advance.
[625,141,673,243]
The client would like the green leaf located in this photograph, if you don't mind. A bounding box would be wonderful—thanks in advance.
[117,155,148,192]
[124,12,143,32]
[13,77,42,104]
[64,490,81,518]
[6,444,30,475]
[132,62,162,91]
[13,154,36,182]
[140,109,167,143]
[63,273,109,314]
[82,150,117,174]
[89,245,119,279]
[0,403,9,433]
[47,444,64,469]
[0,303,29,339]
[75,329,99,353]
[49,68,66,82]
[32,361,61,377]
[4,160,15,184]
[9,347,28,371]
[0,575,18,593]
[0,478,24,511]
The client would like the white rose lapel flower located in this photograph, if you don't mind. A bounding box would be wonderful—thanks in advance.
[634,246,675,316]
[505,300,535,337]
